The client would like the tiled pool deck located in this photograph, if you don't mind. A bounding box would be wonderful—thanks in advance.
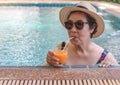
[0,0,120,83]
[0,66,120,80]
[92,1,120,18]
[1,0,120,17]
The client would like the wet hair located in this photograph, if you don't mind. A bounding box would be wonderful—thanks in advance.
[67,11,98,38]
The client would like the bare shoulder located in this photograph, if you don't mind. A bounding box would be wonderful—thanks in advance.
[105,52,119,65]
[91,42,119,65]
[91,42,104,53]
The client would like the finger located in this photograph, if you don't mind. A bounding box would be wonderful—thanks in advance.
[104,63,112,68]
[47,57,57,66]
[99,61,106,67]
[47,56,56,65]
[102,64,106,67]
[47,50,55,57]
[47,54,59,63]
[53,64,64,67]
[47,53,60,66]
[50,61,60,66]
[48,51,60,61]
[99,62,111,68]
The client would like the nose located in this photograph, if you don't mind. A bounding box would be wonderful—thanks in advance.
[71,24,77,32]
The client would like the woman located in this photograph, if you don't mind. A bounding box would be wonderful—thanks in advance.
[46,1,118,67]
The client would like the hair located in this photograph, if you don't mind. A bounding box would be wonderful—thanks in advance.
[67,11,98,38]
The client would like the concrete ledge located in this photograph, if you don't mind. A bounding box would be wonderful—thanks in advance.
[92,1,120,18]
[0,66,120,80]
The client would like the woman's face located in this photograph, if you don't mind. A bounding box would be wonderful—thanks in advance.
[66,12,94,45]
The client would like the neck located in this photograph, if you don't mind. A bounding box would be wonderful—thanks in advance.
[73,39,92,53]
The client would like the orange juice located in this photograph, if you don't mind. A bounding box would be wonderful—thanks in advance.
[54,50,67,64]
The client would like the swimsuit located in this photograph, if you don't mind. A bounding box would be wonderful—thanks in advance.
[61,41,66,50]
[97,50,108,64]
[61,42,109,64]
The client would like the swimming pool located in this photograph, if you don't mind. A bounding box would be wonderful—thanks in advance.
[0,3,120,66]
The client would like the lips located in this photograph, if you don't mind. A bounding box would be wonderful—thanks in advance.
[69,36,74,40]
[69,36,77,40]
[70,36,77,38]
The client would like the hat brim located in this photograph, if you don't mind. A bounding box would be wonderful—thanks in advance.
[59,6,104,38]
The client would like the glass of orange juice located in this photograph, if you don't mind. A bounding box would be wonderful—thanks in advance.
[54,50,67,64]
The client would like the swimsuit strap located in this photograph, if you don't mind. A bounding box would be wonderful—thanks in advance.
[61,41,66,50]
[97,50,109,64]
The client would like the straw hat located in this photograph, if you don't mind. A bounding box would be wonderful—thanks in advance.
[59,1,104,38]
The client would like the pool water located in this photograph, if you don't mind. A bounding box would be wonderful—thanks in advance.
[0,3,120,66]
[93,5,120,64]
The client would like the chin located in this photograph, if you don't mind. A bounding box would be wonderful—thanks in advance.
[71,40,78,46]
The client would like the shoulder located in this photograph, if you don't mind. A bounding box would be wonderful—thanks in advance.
[105,52,118,65]
[106,52,116,60]
[93,43,118,65]
[90,42,104,54]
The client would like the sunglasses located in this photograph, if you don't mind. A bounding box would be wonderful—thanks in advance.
[64,20,88,30]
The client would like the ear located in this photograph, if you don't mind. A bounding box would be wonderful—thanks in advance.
[90,24,97,34]
[90,28,95,33]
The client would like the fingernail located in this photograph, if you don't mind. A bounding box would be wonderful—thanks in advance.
[103,64,105,67]
[56,62,59,65]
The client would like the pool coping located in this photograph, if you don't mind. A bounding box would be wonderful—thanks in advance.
[92,1,120,18]
[0,66,120,80]
[0,0,80,4]
[0,1,120,18]
[0,65,120,68]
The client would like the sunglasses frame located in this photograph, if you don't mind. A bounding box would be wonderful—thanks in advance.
[64,20,88,30]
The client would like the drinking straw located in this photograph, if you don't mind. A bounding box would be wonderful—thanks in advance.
[63,37,74,50]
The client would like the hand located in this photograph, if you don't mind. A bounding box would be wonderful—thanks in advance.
[99,53,118,68]
[46,50,62,66]
[99,60,112,68]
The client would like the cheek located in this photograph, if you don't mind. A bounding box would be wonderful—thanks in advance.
[78,28,91,37]
[67,31,71,37]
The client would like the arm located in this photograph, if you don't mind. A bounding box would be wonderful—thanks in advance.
[99,52,119,67]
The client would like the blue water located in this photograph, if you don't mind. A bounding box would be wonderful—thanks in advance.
[0,3,120,66]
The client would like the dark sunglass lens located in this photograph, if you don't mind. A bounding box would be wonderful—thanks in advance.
[65,20,73,30]
[75,20,84,30]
